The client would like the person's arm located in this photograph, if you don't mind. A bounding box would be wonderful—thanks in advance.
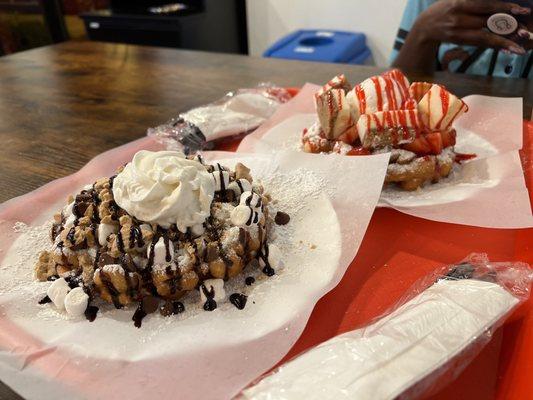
[393,0,531,73]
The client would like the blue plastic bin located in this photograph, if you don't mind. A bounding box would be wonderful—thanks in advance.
[263,30,371,65]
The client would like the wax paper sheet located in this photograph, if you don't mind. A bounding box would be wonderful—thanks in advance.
[237,84,532,228]
[0,139,389,400]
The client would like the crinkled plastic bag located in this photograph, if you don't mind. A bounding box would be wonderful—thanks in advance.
[240,253,532,400]
[147,84,292,153]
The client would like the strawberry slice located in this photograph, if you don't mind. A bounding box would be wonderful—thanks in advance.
[402,136,431,155]
[338,125,359,144]
[441,129,456,148]
[346,147,371,156]
[425,132,443,155]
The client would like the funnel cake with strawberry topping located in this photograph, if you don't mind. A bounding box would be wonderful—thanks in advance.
[34,151,287,327]
[302,70,470,190]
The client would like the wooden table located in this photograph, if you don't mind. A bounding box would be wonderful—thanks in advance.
[0,41,531,203]
[0,41,531,400]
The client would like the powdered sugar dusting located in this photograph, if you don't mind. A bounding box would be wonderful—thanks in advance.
[0,161,338,338]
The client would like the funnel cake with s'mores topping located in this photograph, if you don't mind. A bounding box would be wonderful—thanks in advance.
[302,70,472,190]
[34,151,288,327]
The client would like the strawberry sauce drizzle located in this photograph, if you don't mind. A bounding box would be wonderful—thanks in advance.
[446,101,466,129]
[455,152,477,163]
[355,86,367,114]
[435,88,449,130]
[383,77,396,110]
[372,113,383,131]
[371,77,383,111]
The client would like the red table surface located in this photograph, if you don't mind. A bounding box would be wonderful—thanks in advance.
[219,120,533,399]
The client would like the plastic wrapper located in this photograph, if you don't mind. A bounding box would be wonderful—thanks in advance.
[240,253,532,400]
[147,84,292,153]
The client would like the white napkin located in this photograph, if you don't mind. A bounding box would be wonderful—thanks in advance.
[242,279,519,400]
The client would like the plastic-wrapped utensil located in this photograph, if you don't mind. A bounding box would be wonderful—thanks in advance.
[147,84,292,154]
[240,253,532,400]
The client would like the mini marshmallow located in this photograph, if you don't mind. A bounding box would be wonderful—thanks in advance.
[231,205,253,226]
[140,223,153,233]
[191,224,205,237]
[149,237,174,265]
[267,244,284,270]
[212,170,230,191]
[200,279,226,302]
[240,191,262,209]
[98,223,118,246]
[63,201,74,217]
[133,256,148,269]
[47,278,70,310]
[64,287,89,317]
[228,179,252,196]
[64,213,76,229]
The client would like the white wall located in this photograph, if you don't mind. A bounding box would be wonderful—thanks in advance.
[246,0,408,67]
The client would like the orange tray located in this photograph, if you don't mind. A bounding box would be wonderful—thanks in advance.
[222,98,532,399]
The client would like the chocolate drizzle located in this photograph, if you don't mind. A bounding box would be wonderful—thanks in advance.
[66,227,76,245]
[236,179,244,194]
[38,295,52,304]
[163,235,171,262]
[201,284,217,311]
[132,304,147,328]
[217,163,228,201]
[129,225,145,249]
[259,243,275,277]
[165,265,179,295]
[244,193,258,226]
[116,229,125,253]
[132,296,159,327]
[146,230,172,268]
[229,293,247,310]
[147,233,158,268]
[100,272,123,309]
[85,305,99,322]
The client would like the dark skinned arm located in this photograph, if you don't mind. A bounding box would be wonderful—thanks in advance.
[393,0,531,73]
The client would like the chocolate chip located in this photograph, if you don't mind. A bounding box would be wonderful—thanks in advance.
[98,252,117,269]
[159,300,185,317]
[245,276,255,286]
[74,193,93,216]
[160,301,174,317]
[274,211,290,225]
[172,301,185,314]
[142,296,160,314]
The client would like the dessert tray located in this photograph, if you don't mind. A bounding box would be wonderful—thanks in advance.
[237,73,532,228]
[0,140,388,399]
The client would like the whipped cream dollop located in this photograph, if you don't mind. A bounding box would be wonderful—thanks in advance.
[113,150,215,232]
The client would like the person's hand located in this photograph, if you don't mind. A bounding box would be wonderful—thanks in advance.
[517,18,533,50]
[412,0,531,54]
